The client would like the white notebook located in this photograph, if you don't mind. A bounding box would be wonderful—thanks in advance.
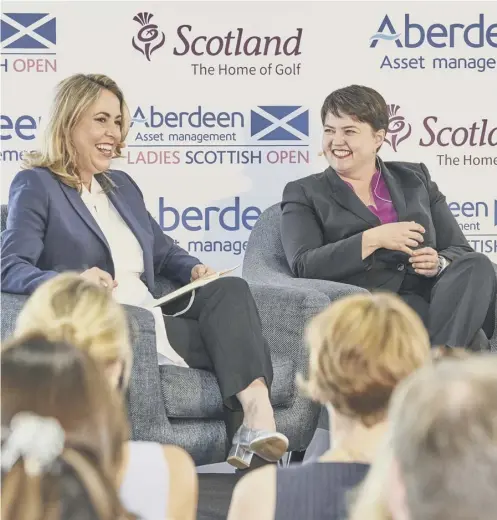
[152,265,240,307]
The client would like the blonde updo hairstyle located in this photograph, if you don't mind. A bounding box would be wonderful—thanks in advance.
[298,292,431,427]
[14,272,132,388]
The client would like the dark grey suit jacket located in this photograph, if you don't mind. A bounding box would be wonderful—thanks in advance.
[280,159,473,292]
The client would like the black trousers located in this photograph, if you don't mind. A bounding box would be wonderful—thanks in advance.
[398,253,496,347]
[161,277,273,419]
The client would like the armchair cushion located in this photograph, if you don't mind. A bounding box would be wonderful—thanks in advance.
[150,275,181,300]
[160,356,296,419]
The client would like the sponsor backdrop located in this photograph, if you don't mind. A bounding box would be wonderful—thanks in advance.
[1,1,497,270]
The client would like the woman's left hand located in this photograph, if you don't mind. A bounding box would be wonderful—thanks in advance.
[409,247,440,277]
[191,264,216,281]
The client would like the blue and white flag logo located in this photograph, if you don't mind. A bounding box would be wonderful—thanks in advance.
[1,13,56,50]
[250,106,309,141]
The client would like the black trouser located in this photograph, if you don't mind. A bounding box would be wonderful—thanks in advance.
[161,277,273,439]
[398,253,496,347]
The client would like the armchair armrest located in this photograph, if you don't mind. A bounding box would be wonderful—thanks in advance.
[122,304,173,442]
[247,282,330,366]
[1,292,29,340]
[245,269,368,303]
[268,275,368,302]
[0,293,174,443]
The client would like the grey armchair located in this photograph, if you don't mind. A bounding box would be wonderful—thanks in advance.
[1,204,328,465]
[243,203,497,352]
[243,203,369,303]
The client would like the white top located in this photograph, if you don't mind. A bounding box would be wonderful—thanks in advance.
[119,441,169,520]
[80,177,188,367]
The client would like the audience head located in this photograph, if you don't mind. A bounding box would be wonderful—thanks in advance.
[14,272,132,390]
[23,73,129,188]
[385,354,497,520]
[299,292,430,428]
[1,335,133,520]
[349,347,479,520]
[320,85,388,175]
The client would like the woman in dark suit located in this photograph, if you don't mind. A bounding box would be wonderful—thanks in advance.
[280,85,495,349]
[1,73,288,468]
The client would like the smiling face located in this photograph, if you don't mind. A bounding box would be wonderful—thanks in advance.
[71,88,122,179]
[322,111,385,178]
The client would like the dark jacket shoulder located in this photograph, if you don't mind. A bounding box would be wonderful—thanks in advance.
[382,160,429,183]
[284,161,430,195]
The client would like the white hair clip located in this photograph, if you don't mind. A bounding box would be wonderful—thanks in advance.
[1,412,65,476]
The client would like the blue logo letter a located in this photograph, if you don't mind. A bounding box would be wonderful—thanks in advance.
[130,106,148,128]
[370,15,403,48]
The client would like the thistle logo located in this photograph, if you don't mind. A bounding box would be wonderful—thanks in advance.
[370,15,402,48]
[132,13,165,61]
[384,104,412,152]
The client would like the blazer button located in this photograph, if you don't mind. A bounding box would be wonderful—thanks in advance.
[397,263,405,272]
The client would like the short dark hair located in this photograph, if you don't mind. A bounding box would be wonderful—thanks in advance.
[320,85,388,132]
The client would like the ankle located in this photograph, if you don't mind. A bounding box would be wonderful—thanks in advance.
[243,404,276,431]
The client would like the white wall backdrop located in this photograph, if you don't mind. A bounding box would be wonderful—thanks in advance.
[2,1,497,270]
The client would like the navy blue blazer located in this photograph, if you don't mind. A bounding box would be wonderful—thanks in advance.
[1,167,201,295]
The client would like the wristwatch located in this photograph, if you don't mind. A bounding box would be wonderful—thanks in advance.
[437,255,450,275]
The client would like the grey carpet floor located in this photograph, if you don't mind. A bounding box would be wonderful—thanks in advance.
[197,473,240,520]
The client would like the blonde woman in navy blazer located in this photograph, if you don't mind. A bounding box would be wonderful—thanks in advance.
[1,73,288,468]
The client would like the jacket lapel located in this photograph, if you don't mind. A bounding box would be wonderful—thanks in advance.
[59,181,111,251]
[378,158,408,221]
[325,167,380,226]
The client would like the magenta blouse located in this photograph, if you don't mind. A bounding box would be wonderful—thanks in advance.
[344,170,398,224]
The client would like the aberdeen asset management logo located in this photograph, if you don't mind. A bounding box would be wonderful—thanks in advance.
[250,106,309,141]
[369,16,402,48]
[1,13,56,52]
[132,12,165,61]
[384,104,412,152]
[370,14,497,49]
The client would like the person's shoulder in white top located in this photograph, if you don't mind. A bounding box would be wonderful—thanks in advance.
[118,441,198,520]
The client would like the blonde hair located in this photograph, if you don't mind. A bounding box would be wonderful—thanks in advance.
[299,292,430,427]
[14,273,132,387]
[23,73,130,189]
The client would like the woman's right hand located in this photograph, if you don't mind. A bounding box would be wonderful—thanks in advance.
[364,221,425,257]
[80,267,118,291]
